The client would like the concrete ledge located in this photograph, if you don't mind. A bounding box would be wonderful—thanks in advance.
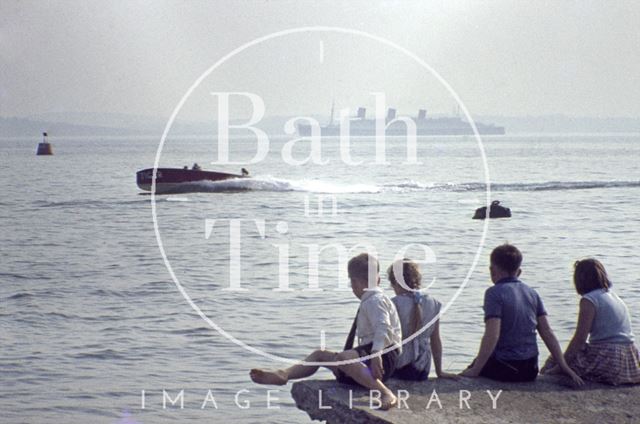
[291,375,639,423]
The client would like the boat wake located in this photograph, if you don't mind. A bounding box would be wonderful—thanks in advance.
[160,176,379,194]
[153,176,640,194]
[452,180,640,192]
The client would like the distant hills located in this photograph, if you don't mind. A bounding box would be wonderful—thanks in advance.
[0,113,289,137]
[2,112,640,138]
[0,116,146,137]
[478,115,640,134]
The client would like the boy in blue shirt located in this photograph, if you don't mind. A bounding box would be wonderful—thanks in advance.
[461,244,583,385]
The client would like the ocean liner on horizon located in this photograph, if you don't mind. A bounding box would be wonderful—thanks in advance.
[297,105,506,136]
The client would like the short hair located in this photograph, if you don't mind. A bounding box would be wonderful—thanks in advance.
[574,258,610,295]
[490,244,522,275]
[348,253,379,283]
[387,258,422,290]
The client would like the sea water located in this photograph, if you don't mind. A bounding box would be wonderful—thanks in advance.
[1,134,639,423]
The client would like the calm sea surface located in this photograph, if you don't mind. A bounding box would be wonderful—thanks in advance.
[2,134,640,423]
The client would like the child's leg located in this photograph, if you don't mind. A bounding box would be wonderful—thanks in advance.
[250,349,337,385]
[284,350,339,380]
[334,349,397,410]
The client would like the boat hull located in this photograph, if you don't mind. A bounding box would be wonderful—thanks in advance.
[297,119,505,136]
[136,168,245,193]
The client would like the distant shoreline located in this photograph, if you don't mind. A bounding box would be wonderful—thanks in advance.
[3,114,640,138]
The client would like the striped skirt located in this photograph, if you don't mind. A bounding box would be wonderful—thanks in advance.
[545,342,640,386]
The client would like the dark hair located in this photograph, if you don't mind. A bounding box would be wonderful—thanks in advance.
[490,244,522,275]
[387,258,423,335]
[574,258,610,295]
[348,253,379,284]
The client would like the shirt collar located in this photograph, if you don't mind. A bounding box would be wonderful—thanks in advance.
[495,276,521,285]
[361,286,383,301]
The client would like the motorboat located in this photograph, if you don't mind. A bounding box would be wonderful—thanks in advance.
[136,164,249,193]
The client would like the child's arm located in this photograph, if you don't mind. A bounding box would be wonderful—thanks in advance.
[543,299,595,374]
[367,300,394,380]
[369,302,393,353]
[563,298,595,361]
[537,315,584,386]
[430,320,459,379]
[460,318,500,377]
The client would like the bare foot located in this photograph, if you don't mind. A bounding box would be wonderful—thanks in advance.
[249,368,288,385]
[380,391,398,411]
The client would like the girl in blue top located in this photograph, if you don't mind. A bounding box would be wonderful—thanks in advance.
[387,258,458,380]
[542,258,640,385]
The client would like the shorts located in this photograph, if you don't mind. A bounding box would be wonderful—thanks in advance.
[335,343,399,385]
[479,355,538,382]
[393,363,429,381]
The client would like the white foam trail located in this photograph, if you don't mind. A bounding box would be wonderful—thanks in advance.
[382,180,438,192]
[160,176,640,195]
[188,175,380,194]
[286,178,379,194]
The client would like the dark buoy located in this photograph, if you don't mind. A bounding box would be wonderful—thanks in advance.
[36,132,53,155]
[473,200,511,219]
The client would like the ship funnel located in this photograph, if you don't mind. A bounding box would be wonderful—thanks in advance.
[418,109,426,120]
[386,108,396,121]
[356,107,366,119]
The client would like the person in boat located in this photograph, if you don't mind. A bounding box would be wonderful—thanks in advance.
[192,163,201,171]
[241,168,249,177]
[250,253,402,410]
[473,200,511,219]
[183,165,188,170]
[541,259,640,385]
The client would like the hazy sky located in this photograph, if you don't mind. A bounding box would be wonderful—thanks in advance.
[1,0,639,120]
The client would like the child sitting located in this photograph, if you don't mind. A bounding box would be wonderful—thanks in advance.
[250,253,403,409]
[461,244,583,385]
[541,258,640,385]
[387,258,458,380]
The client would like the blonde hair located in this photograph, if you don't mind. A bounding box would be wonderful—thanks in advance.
[387,258,423,335]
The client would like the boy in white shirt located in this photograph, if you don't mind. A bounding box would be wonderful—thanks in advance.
[250,253,402,409]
